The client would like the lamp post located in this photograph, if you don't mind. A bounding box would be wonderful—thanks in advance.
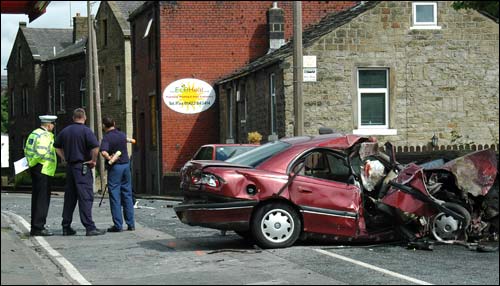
[431,133,438,147]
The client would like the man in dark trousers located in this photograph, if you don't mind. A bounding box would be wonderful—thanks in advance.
[54,108,105,236]
[100,116,135,232]
[24,115,58,236]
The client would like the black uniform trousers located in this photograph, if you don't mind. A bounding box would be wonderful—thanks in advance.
[30,164,51,232]
[62,163,97,231]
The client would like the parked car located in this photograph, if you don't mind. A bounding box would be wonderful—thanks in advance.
[174,134,498,249]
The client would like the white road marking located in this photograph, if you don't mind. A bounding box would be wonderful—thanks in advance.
[313,248,433,285]
[3,211,91,285]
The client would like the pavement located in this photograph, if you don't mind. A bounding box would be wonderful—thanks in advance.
[0,191,182,285]
[1,212,71,285]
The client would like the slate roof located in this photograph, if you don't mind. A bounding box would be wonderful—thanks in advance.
[49,37,87,60]
[107,1,145,36]
[218,1,380,84]
[21,27,73,61]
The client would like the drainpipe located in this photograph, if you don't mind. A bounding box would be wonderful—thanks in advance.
[293,1,303,136]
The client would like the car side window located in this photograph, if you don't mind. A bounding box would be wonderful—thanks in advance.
[302,151,351,183]
[193,147,214,160]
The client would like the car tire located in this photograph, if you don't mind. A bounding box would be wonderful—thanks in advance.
[251,202,301,249]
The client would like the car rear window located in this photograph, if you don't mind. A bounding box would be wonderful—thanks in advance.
[226,141,291,167]
[193,146,214,160]
[215,146,256,161]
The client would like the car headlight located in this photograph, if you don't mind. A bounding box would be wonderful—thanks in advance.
[201,173,221,188]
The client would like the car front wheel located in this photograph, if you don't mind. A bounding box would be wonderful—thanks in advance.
[251,203,301,249]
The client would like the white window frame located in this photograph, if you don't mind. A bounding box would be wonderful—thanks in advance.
[411,2,441,30]
[270,73,277,135]
[354,68,397,136]
[59,81,65,112]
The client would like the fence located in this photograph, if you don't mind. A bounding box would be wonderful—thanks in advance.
[389,143,499,164]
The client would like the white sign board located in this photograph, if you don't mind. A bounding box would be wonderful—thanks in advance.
[303,67,317,82]
[303,55,317,68]
[163,78,216,114]
[1,134,8,168]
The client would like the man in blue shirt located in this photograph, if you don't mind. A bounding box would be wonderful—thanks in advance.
[100,116,135,232]
[54,108,105,236]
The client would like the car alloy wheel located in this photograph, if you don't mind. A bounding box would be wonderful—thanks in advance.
[252,202,301,248]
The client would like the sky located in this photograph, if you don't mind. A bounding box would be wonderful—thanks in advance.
[1,1,100,76]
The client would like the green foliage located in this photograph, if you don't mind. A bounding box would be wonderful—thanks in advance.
[452,1,499,19]
[450,130,462,144]
[1,94,8,133]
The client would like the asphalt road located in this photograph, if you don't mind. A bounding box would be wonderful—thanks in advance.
[1,192,498,285]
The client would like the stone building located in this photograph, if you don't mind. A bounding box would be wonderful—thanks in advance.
[7,16,88,167]
[218,1,499,147]
[95,1,144,155]
[128,1,357,195]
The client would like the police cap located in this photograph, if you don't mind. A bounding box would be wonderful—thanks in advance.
[39,115,58,123]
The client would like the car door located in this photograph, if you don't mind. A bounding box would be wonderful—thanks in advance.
[289,150,362,237]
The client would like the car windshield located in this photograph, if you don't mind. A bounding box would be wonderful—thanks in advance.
[226,141,291,167]
[215,146,256,161]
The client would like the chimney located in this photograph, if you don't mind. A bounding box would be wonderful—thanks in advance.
[267,2,285,53]
[73,13,88,43]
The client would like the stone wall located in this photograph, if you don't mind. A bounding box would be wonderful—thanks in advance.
[7,30,47,168]
[283,1,499,146]
[96,2,133,153]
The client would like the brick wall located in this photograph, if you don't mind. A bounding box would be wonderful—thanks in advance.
[156,1,357,172]
[97,2,134,154]
[130,1,357,194]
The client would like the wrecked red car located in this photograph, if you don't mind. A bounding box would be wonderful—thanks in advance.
[174,134,498,249]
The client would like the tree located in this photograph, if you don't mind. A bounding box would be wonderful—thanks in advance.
[452,1,499,19]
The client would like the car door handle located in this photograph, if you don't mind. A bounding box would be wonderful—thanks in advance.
[298,187,312,193]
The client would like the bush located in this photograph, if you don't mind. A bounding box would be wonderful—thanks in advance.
[248,131,262,144]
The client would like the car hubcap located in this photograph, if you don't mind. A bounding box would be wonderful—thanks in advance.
[261,209,294,243]
[432,213,460,241]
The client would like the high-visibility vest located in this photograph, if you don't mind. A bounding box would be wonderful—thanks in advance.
[24,128,57,176]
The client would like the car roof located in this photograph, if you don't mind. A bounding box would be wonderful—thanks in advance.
[281,133,368,149]
[200,144,259,148]
[257,134,371,173]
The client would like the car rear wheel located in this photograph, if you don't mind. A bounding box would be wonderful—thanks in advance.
[251,203,301,249]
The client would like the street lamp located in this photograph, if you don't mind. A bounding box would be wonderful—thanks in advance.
[431,133,438,147]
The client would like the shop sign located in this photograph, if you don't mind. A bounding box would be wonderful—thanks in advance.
[163,78,216,114]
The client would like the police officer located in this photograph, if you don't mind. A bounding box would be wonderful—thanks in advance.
[54,108,105,236]
[100,116,135,232]
[24,115,57,236]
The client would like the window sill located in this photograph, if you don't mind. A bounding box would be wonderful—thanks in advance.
[410,26,441,30]
[353,129,397,136]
